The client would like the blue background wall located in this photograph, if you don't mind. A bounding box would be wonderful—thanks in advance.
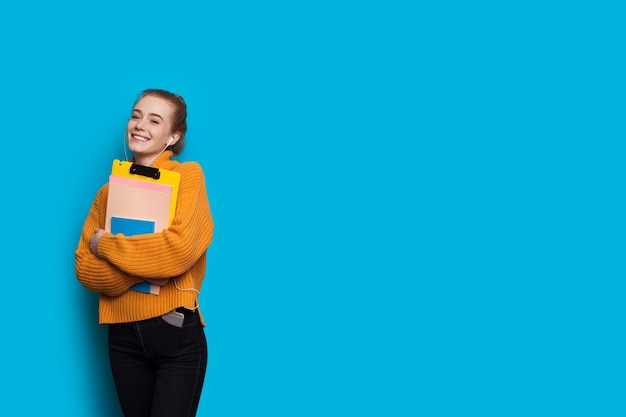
[0,1,624,416]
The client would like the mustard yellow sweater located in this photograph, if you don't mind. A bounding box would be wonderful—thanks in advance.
[75,151,214,325]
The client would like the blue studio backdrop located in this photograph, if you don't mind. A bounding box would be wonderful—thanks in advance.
[1,1,625,416]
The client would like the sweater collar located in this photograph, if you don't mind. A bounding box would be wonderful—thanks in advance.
[151,150,175,169]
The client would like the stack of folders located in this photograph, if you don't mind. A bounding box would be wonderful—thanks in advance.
[105,159,180,295]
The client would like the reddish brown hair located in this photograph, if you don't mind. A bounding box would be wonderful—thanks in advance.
[136,89,187,155]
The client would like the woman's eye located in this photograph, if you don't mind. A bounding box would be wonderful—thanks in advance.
[131,115,140,119]
[150,119,159,124]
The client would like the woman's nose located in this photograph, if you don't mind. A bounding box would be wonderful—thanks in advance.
[135,118,147,130]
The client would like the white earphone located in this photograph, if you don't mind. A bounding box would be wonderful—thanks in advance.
[167,137,174,146]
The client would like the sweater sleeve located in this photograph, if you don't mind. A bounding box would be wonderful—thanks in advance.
[75,185,144,296]
[93,162,214,280]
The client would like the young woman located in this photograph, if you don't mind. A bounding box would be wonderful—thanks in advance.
[75,89,214,417]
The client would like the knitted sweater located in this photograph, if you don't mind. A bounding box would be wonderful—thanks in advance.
[75,151,214,325]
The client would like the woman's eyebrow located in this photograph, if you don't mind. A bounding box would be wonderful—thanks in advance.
[132,109,164,120]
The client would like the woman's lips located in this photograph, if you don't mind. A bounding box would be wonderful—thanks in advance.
[132,134,149,142]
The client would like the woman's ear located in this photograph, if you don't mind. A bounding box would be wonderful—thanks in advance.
[168,133,181,146]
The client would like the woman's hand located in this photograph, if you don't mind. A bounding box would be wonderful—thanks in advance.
[89,228,107,256]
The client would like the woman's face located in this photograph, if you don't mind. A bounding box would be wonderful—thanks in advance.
[126,95,178,165]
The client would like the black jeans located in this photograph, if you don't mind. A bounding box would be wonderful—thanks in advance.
[108,308,207,417]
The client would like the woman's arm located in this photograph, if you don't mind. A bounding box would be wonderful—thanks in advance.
[75,186,144,296]
[94,162,214,279]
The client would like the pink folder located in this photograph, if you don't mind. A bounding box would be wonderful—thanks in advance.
[105,175,173,234]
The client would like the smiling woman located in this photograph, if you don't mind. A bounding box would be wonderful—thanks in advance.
[127,90,187,166]
[75,89,214,417]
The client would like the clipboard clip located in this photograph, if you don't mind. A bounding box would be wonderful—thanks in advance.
[130,163,161,180]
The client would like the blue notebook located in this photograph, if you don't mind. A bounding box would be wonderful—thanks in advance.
[111,217,155,236]
[111,217,160,295]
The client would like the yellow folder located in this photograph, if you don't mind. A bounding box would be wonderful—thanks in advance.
[104,160,182,295]
[105,159,181,233]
